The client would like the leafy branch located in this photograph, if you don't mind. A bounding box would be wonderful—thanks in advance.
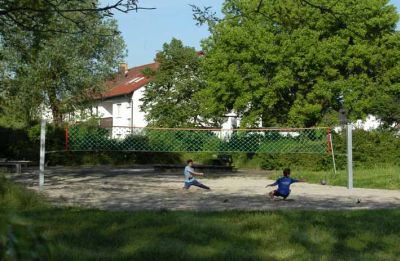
[0,0,155,34]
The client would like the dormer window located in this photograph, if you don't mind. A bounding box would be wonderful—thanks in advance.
[127,76,145,84]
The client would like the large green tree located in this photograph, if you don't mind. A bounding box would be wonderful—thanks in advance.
[197,0,400,127]
[0,1,126,125]
[140,38,216,127]
[0,0,153,35]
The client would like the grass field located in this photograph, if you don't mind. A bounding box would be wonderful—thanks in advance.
[268,165,400,190]
[29,208,400,260]
[2,174,400,260]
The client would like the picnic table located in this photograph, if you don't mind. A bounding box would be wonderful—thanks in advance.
[0,160,31,174]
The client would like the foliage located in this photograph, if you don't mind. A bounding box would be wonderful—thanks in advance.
[256,153,332,171]
[67,125,328,155]
[232,129,400,171]
[0,1,126,125]
[197,0,400,127]
[371,89,400,127]
[0,0,148,34]
[1,121,399,170]
[0,126,34,160]
[68,120,112,151]
[333,129,400,167]
[140,38,217,127]
[0,123,64,161]
[47,151,182,166]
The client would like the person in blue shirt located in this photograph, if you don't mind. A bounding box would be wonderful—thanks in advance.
[183,159,210,190]
[266,168,304,199]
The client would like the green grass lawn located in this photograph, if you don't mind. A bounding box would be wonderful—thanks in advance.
[2,174,400,260]
[27,208,400,260]
[268,165,400,190]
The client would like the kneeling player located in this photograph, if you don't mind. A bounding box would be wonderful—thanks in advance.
[266,168,304,199]
[183,159,210,190]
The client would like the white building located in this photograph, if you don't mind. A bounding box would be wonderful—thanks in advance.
[355,115,382,130]
[83,62,240,139]
[90,63,157,138]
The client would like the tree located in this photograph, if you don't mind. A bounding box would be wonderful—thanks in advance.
[140,38,216,127]
[371,85,400,128]
[0,0,154,34]
[195,0,400,127]
[0,2,126,125]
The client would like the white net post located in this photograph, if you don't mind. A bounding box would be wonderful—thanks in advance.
[39,119,46,189]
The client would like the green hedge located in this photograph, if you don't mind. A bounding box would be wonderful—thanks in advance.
[0,123,64,162]
[47,151,182,166]
[233,129,400,171]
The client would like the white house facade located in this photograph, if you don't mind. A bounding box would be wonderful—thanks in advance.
[88,62,242,138]
[89,63,156,138]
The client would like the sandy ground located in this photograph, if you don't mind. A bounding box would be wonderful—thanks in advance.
[11,166,400,211]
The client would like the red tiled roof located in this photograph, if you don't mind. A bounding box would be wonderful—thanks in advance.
[99,62,158,99]
[99,50,204,99]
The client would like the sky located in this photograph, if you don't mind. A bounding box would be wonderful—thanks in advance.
[103,0,400,68]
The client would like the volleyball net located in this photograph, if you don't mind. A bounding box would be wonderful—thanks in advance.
[64,125,333,155]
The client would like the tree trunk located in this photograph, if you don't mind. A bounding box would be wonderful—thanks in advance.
[48,89,62,125]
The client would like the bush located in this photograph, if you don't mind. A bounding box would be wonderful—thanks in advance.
[0,126,34,160]
[0,122,65,162]
[331,129,400,168]
[258,153,335,171]
[254,129,400,171]
[46,151,182,166]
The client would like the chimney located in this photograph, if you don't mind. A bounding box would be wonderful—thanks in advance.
[119,63,128,75]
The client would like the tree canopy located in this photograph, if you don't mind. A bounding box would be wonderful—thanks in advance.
[0,1,126,126]
[0,0,154,34]
[196,0,400,127]
[140,38,215,128]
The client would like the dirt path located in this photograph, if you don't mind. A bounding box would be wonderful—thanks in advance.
[13,166,400,211]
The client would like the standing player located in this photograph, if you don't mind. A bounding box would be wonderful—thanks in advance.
[266,168,304,199]
[183,159,210,190]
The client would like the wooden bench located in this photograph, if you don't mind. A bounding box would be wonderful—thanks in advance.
[0,160,31,174]
[153,164,234,173]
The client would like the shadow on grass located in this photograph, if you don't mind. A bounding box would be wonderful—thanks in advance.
[23,208,400,260]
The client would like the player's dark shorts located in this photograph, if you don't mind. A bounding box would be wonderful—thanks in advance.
[273,190,290,198]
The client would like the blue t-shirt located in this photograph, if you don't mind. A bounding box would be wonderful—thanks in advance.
[184,166,196,182]
[274,177,298,196]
